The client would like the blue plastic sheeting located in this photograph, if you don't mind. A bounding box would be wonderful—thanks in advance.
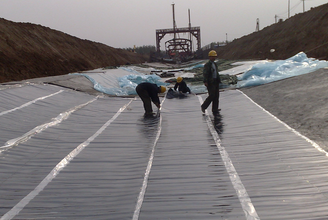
[73,68,168,96]
[237,52,328,87]
[220,60,268,76]
[100,74,166,96]
[72,52,328,96]
[181,61,205,70]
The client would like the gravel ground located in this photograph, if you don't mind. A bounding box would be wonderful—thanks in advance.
[240,67,328,151]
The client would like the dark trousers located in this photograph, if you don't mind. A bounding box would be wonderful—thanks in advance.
[179,87,191,93]
[201,82,220,113]
[136,86,153,114]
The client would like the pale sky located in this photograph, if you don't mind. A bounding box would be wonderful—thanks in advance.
[0,0,327,50]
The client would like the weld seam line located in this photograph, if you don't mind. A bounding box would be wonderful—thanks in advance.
[0,90,64,116]
[0,95,99,153]
[238,89,328,157]
[0,98,134,220]
[132,95,166,220]
[197,95,260,220]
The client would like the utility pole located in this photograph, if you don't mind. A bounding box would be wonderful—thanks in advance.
[172,4,176,56]
[188,9,192,52]
[256,18,260,32]
[302,0,305,12]
[288,0,290,18]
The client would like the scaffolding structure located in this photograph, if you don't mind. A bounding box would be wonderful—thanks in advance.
[155,4,201,61]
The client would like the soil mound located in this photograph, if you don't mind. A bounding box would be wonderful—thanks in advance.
[216,3,328,61]
[1,3,328,83]
[0,18,148,83]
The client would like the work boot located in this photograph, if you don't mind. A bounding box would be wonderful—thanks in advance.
[213,109,221,116]
[144,112,154,117]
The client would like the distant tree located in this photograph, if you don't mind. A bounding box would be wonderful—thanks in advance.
[123,45,156,55]
[202,41,231,50]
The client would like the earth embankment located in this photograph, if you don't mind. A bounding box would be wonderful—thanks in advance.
[1,3,328,83]
[0,18,148,83]
[216,3,328,61]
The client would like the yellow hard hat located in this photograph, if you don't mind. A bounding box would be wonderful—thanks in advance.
[208,50,217,57]
[176,77,183,83]
[160,86,166,93]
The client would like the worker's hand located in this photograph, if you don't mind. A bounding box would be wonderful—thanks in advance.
[204,82,208,87]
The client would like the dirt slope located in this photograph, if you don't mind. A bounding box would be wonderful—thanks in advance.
[216,3,328,60]
[1,3,328,83]
[0,18,148,83]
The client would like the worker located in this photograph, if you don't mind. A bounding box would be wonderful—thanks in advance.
[136,82,166,116]
[201,50,221,115]
[174,77,191,94]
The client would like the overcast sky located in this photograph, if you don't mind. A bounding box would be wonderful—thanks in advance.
[0,0,327,50]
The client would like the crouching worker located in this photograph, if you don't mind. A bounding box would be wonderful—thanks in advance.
[136,82,166,116]
[174,77,191,94]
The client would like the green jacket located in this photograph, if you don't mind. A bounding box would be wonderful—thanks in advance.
[203,60,221,84]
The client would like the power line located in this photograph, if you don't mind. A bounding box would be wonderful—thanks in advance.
[276,0,305,19]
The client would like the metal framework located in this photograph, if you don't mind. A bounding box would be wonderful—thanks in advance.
[155,26,201,54]
[154,4,201,61]
[165,38,192,57]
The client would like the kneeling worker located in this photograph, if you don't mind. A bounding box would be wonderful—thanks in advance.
[136,82,166,116]
[174,77,191,94]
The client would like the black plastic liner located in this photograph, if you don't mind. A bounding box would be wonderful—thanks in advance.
[1,84,328,219]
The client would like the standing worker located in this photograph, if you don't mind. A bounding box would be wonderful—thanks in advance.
[174,77,191,94]
[136,82,166,116]
[201,50,221,115]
